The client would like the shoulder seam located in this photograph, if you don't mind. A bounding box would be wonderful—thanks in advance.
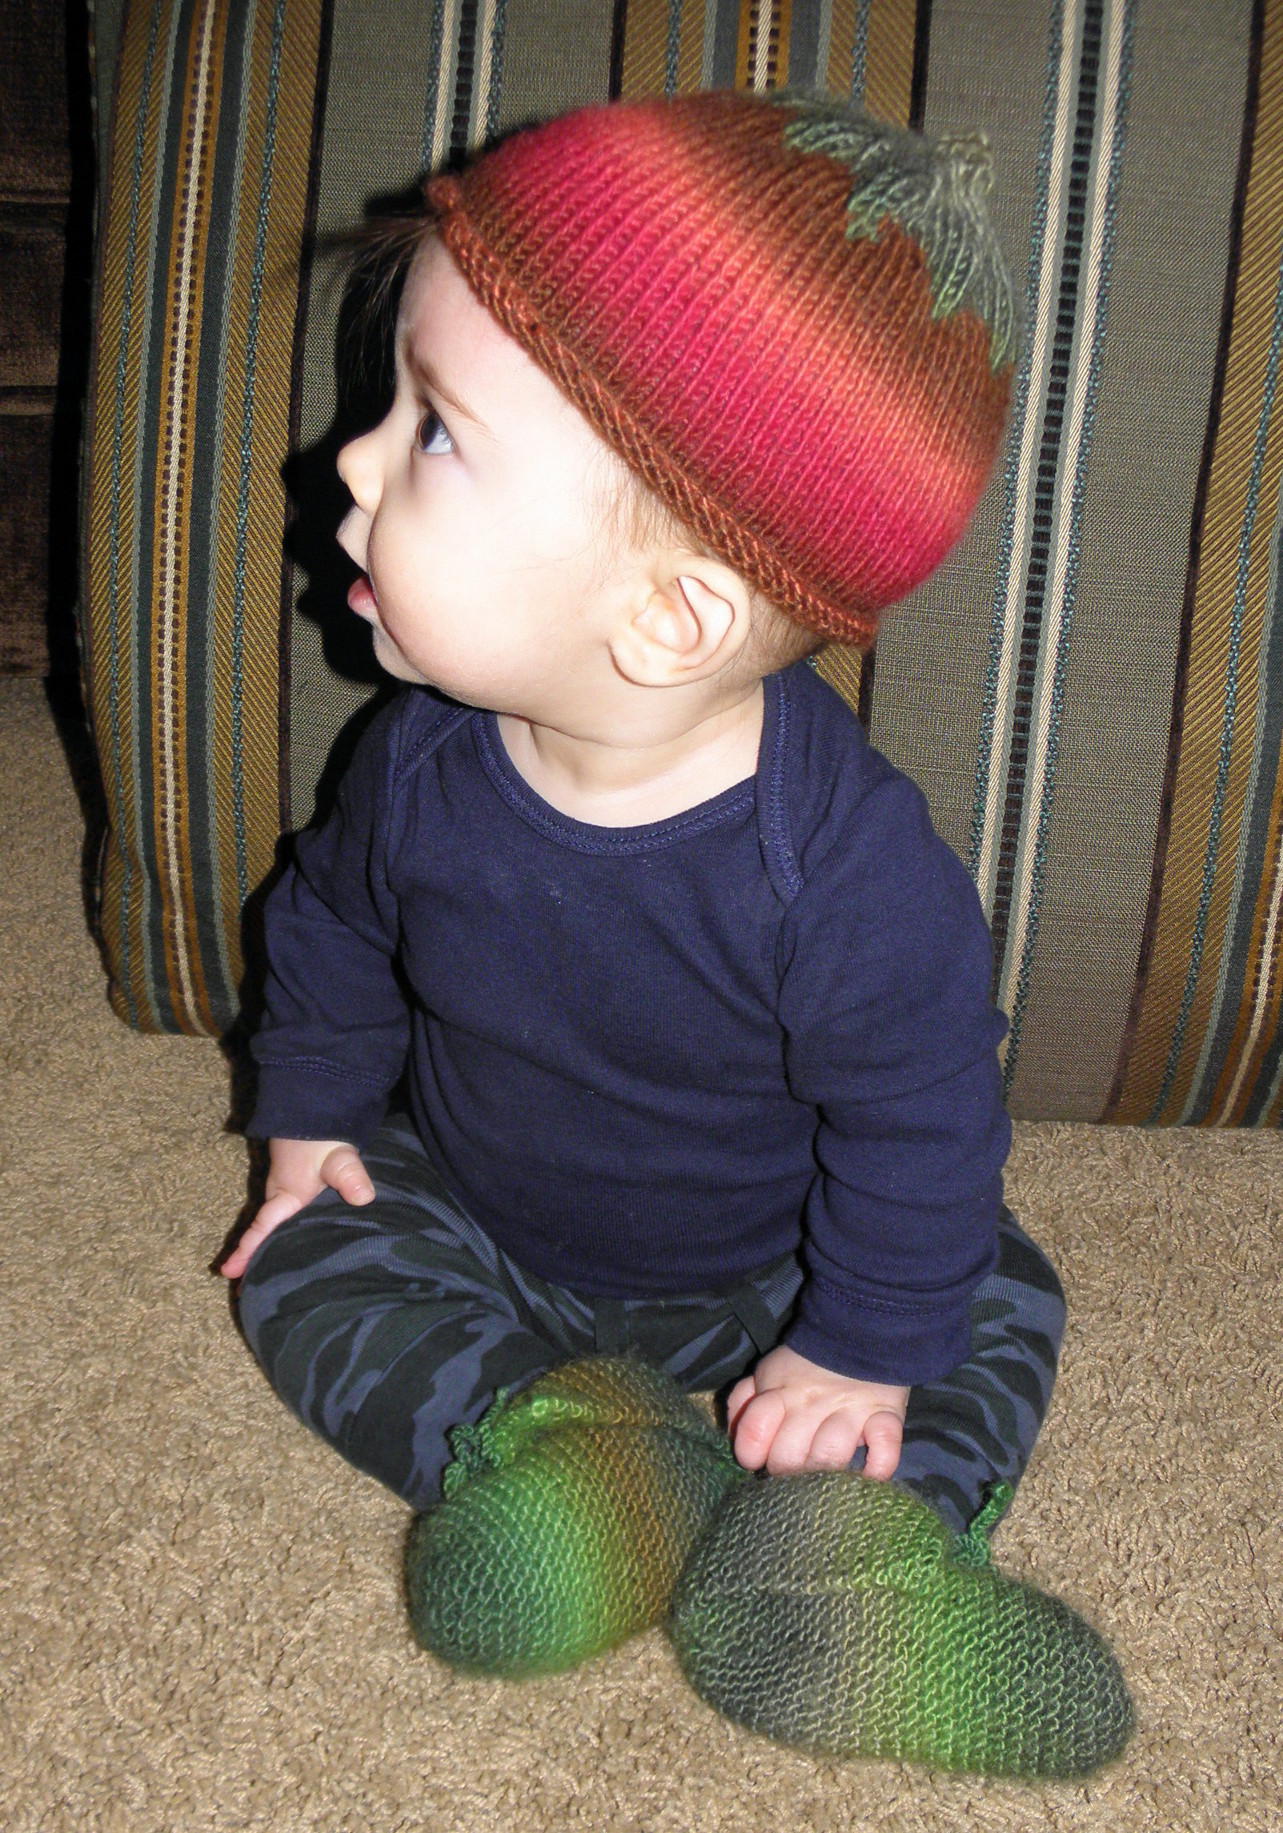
[390,696,474,795]
[761,671,803,903]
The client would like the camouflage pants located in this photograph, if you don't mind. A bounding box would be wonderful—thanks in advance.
[237,1115,1065,1536]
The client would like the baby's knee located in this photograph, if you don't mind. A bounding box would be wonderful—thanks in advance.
[232,1207,347,1403]
[996,1208,1067,1334]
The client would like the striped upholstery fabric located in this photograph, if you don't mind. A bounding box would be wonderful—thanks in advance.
[82,0,324,1033]
[79,0,1283,1126]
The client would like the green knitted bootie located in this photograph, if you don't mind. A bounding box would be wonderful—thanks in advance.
[667,1471,1133,1778]
[405,1356,746,1677]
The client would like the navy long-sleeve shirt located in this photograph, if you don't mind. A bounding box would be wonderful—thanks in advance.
[249,659,1010,1384]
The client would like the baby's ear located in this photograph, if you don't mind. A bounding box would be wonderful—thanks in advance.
[611,559,753,686]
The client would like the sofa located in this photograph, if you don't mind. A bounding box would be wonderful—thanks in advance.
[77,0,1281,1130]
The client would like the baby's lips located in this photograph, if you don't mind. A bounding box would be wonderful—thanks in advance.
[347,574,378,618]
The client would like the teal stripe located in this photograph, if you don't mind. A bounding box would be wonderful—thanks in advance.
[420,0,448,172]
[665,0,682,96]
[849,0,871,102]
[484,0,509,138]
[1003,0,1135,1102]
[105,0,168,1029]
[1149,225,1283,1122]
[231,0,288,915]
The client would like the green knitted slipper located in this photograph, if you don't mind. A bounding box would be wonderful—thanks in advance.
[405,1356,746,1677]
[667,1471,1134,1778]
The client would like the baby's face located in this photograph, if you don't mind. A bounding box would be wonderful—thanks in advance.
[337,236,627,711]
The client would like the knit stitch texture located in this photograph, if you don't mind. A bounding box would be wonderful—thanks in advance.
[405,1356,744,1676]
[668,1469,1134,1777]
[424,89,1015,648]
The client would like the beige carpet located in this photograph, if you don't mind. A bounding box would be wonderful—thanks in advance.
[2,676,1279,1832]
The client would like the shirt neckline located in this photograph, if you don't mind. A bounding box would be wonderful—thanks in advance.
[473,671,785,856]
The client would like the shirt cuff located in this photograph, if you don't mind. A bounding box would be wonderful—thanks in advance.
[246,1059,392,1149]
[782,1271,978,1386]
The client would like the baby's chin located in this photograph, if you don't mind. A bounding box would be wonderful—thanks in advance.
[370,626,432,687]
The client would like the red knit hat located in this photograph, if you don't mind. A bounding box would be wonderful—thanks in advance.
[424,88,1017,649]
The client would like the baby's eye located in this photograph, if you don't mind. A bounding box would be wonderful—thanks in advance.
[414,407,453,457]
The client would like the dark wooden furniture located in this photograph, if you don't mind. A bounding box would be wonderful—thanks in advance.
[0,0,90,676]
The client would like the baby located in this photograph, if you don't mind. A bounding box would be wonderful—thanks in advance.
[221,89,1130,1776]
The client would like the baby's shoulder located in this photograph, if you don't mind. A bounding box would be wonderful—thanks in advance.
[340,685,473,794]
[767,661,928,886]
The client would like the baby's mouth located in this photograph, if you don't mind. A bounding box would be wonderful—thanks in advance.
[347,573,379,620]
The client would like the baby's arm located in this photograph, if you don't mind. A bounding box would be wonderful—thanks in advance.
[726,1344,909,1479]
[220,1137,374,1279]
[229,697,428,1279]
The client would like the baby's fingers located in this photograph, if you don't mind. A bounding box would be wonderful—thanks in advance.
[219,1190,303,1279]
[804,1408,868,1472]
[320,1144,375,1206]
[861,1408,904,1481]
[726,1375,758,1434]
[729,1388,787,1471]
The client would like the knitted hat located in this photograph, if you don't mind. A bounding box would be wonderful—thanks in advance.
[424,87,1018,649]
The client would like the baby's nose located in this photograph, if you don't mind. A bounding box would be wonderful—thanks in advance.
[336,426,383,515]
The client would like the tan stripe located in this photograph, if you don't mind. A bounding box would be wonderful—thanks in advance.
[675,0,713,89]
[755,0,791,88]
[824,0,855,95]
[1113,4,1283,1120]
[474,0,499,121]
[619,0,673,96]
[425,0,462,170]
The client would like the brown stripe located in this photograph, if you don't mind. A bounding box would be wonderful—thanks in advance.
[864,0,918,123]
[1103,0,1267,1120]
[619,0,673,96]
[1206,768,1283,1121]
[825,0,856,95]
[674,0,713,88]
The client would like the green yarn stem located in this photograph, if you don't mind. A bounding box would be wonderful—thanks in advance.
[766,88,1019,373]
[949,1479,1014,1569]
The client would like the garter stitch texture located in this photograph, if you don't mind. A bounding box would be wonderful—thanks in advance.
[424,88,1018,648]
[405,1356,744,1676]
[668,1469,1134,1777]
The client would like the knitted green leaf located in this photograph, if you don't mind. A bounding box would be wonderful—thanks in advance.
[767,88,1020,374]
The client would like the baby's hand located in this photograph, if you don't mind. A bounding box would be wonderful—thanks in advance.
[726,1344,909,1479]
[219,1137,374,1280]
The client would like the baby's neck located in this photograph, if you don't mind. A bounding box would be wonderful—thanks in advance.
[495,681,765,828]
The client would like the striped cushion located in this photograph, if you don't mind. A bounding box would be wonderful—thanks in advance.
[79,0,1282,1125]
